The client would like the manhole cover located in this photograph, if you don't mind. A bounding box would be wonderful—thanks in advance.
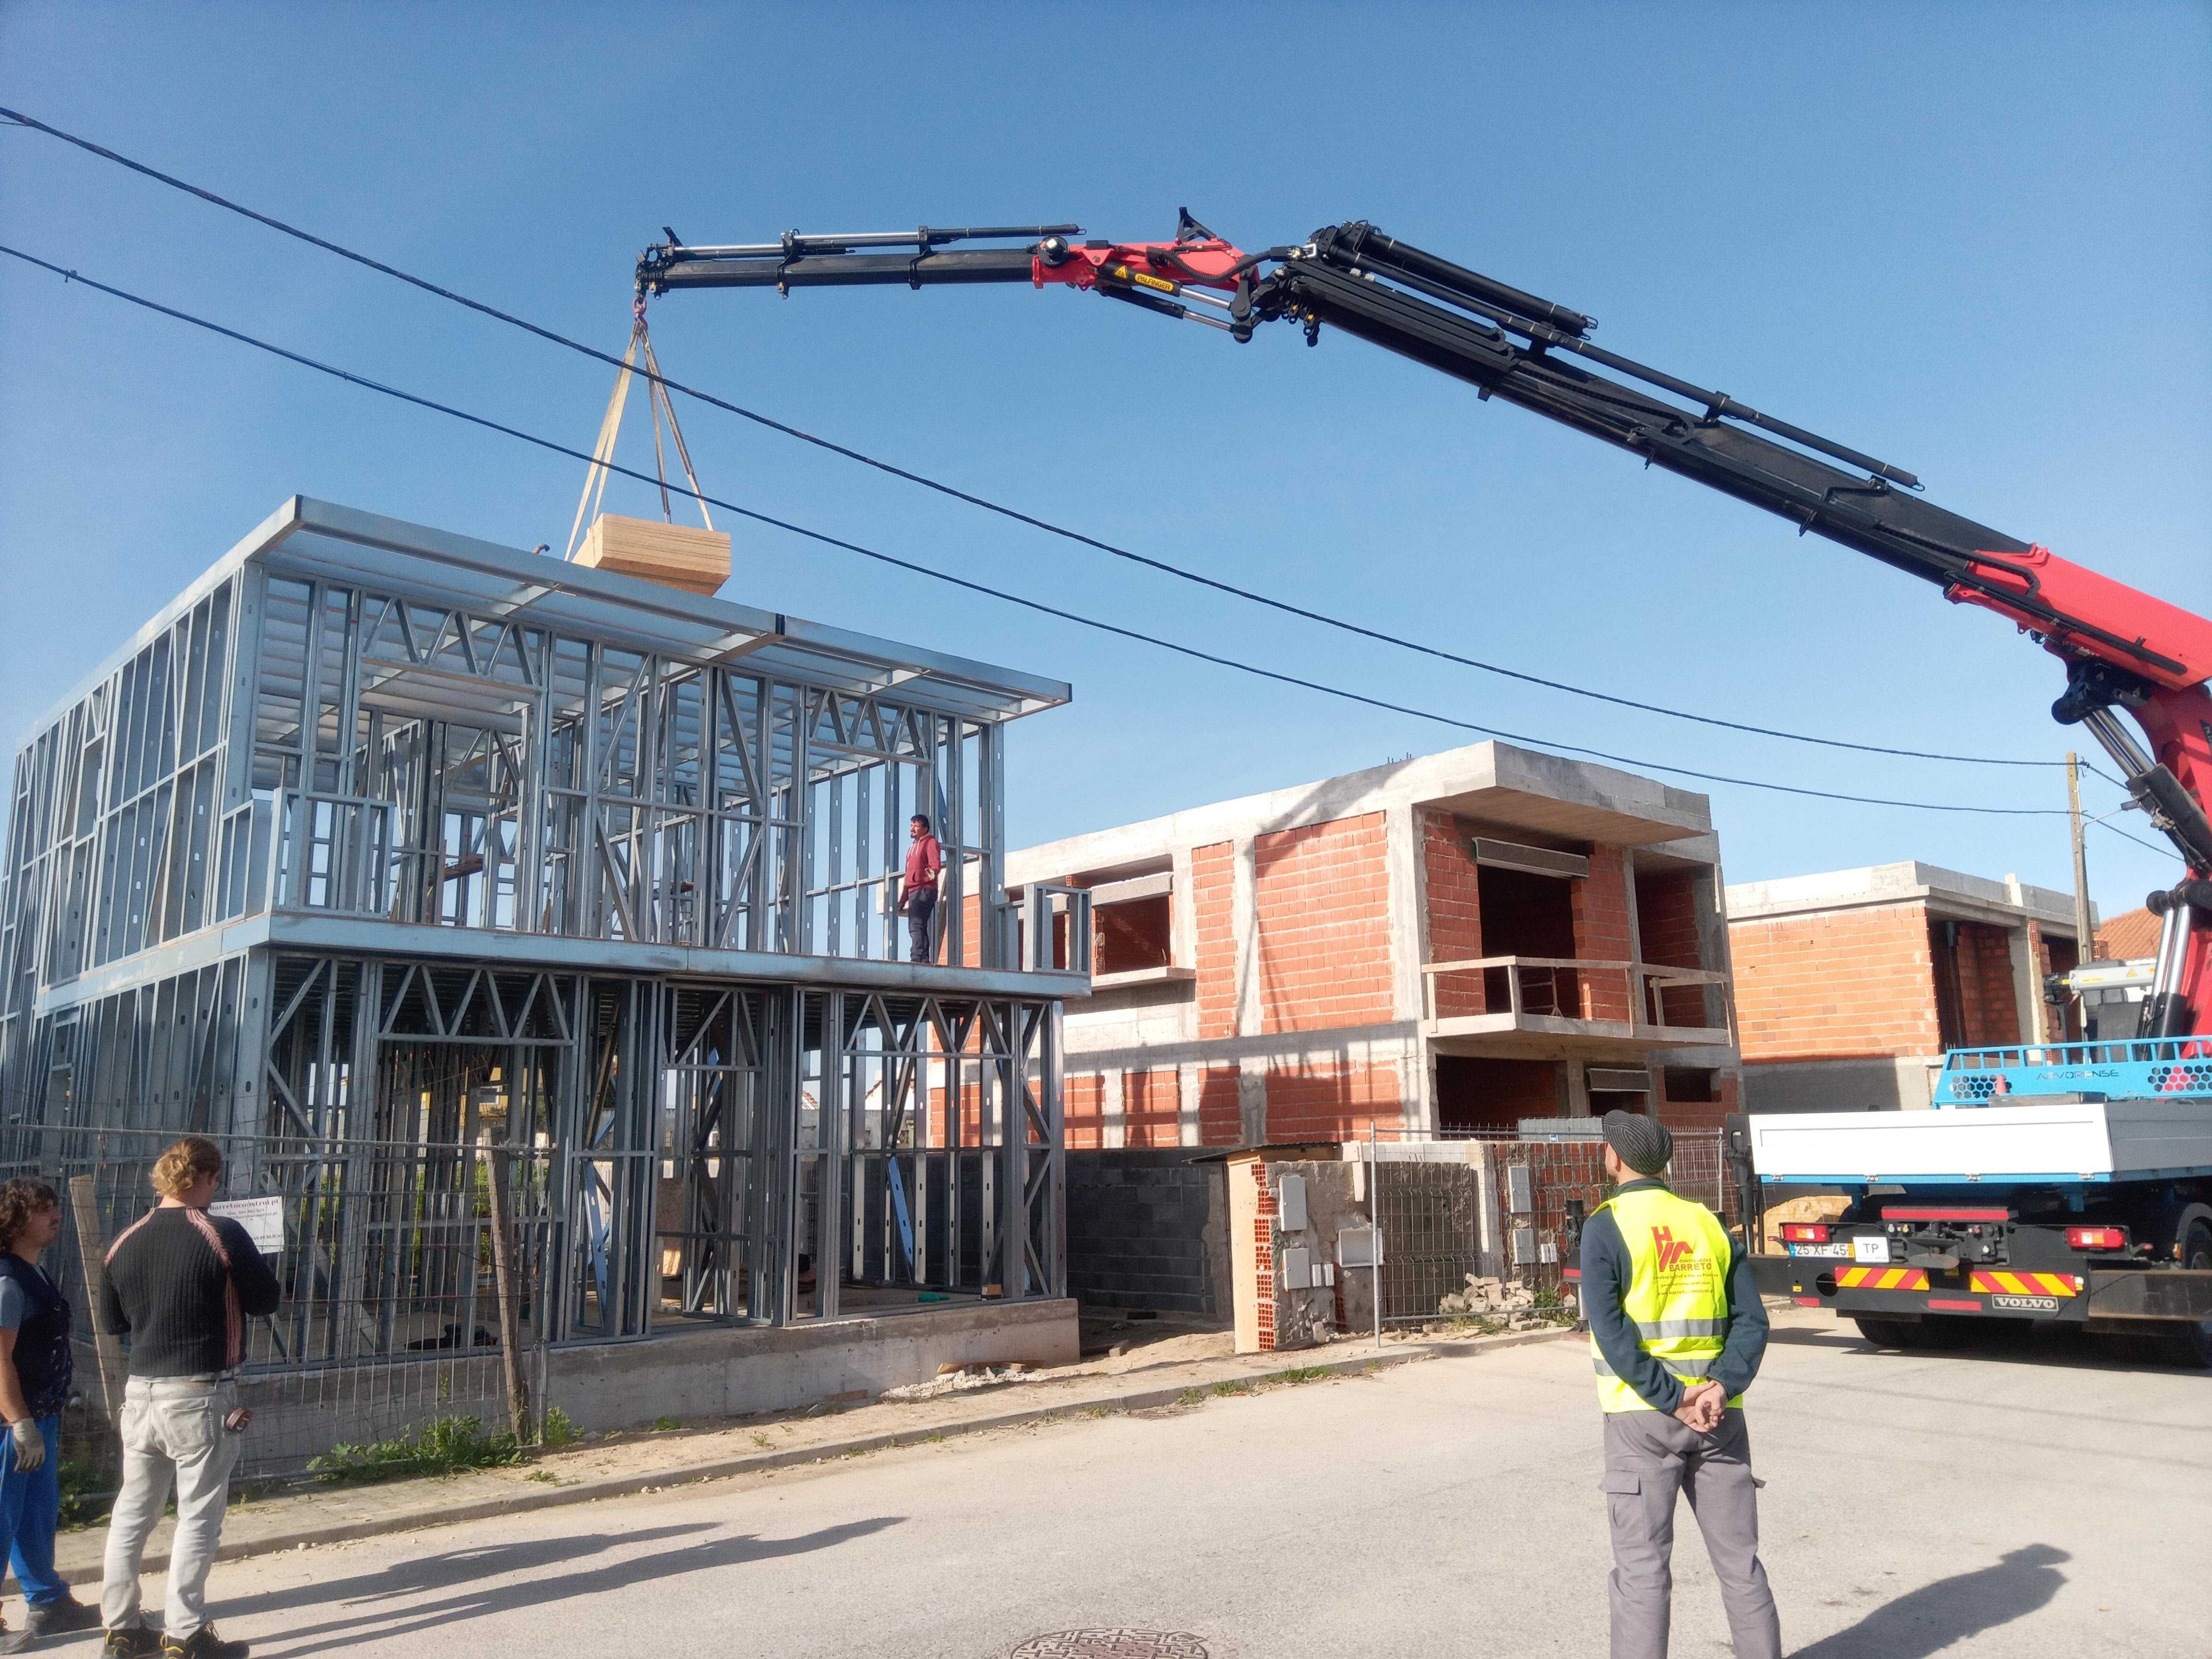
[1009,1634,1209,1659]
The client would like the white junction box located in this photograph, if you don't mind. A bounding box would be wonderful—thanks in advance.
[1749,1099,2212,1186]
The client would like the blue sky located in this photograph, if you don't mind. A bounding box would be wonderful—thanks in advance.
[3,2,2207,920]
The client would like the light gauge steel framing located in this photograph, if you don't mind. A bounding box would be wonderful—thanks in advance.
[0,498,1085,1347]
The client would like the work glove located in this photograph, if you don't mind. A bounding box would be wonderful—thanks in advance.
[9,1418,43,1473]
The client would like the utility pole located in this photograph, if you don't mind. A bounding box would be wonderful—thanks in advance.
[2068,752,2094,1039]
[2068,753,2094,956]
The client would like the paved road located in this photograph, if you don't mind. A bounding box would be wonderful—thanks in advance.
[113,1314,2212,1658]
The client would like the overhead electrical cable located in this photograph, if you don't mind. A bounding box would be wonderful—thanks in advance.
[0,240,2076,820]
[0,104,2080,773]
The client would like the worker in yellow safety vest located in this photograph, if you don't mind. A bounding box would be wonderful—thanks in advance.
[1580,1109,1778,1659]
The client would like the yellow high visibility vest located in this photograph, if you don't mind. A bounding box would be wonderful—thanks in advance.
[1591,1183,1741,1414]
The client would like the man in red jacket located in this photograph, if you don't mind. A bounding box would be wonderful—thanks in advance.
[901,814,942,963]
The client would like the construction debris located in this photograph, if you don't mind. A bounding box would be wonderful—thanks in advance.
[880,1365,1034,1403]
[1438,1275,1535,1316]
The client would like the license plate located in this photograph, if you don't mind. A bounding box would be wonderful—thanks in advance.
[1990,1294,2061,1313]
[1785,1242,1851,1258]
[1851,1235,1892,1264]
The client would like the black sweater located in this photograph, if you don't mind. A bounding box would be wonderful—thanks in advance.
[1578,1178,1767,1413]
[98,1207,282,1378]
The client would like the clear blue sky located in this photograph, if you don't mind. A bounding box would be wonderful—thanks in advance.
[4,3,2207,922]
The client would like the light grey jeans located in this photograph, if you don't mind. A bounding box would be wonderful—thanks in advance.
[1600,1408,1781,1659]
[101,1375,244,1639]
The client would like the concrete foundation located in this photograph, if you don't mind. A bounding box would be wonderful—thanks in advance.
[543,1300,1082,1432]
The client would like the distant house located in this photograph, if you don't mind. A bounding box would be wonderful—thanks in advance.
[2095,906,2159,962]
[1726,862,2090,1114]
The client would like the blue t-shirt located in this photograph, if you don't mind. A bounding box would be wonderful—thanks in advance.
[0,1265,56,1334]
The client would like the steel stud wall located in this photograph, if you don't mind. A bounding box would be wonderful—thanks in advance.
[0,499,1082,1346]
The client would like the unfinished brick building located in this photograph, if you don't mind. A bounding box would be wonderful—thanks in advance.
[1725,861,2090,1114]
[1006,742,1743,1150]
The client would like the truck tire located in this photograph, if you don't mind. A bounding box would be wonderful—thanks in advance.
[1853,1316,1964,1350]
[2158,1222,2212,1369]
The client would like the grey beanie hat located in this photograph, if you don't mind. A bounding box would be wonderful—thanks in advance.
[1602,1109,1672,1177]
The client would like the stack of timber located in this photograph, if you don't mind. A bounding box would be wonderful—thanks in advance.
[574,513,731,596]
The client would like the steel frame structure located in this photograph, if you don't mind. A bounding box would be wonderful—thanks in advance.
[0,499,1084,1345]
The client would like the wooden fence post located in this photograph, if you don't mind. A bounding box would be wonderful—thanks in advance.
[67,1175,128,1424]
[478,1133,530,1445]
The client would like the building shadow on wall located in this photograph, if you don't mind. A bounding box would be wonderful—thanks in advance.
[1789,1543,2068,1658]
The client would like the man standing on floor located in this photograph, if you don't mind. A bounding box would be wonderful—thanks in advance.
[98,1138,280,1659]
[0,1179,102,1650]
[901,813,943,965]
[1580,1109,1779,1659]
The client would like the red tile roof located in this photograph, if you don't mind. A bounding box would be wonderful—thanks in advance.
[2094,907,2160,962]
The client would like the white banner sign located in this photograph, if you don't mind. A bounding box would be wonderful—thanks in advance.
[209,1195,285,1256]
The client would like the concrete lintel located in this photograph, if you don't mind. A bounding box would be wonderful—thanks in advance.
[1006,740,1713,891]
[1060,1022,1422,1075]
[1726,860,2081,934]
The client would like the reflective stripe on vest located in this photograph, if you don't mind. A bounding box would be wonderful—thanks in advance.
[1589,1184,1741,1414]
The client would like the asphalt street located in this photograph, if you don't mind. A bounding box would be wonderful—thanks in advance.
[96,1314,2212,1658]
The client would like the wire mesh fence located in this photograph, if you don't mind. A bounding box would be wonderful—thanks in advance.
[1369,1129,1733,1323]
[0,1123,552,1486]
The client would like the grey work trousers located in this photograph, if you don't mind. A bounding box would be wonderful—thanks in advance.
[1600,1408,1780,1659]
[102,1375,244,1640]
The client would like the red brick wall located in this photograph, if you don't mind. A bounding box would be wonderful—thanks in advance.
[1635,870,1703,967]
[1192,841,1238,1039]
[1434,1054,1557,1133]
[1197,1066,1242,1146]
[1574,847,1635,1020]
[1262,1057,1403,1142]
[1123,1067,1181,1148]
[1250,1161,1278,1351]
[1635,869,1708,1026]
[1422,812,1487,1018]
[1657,1070,1737,1134]
[1252,814,1394,1033]
[1940,920,2020,1047]
[1730,902,1942,1060]
[1064,1071,1104,1151]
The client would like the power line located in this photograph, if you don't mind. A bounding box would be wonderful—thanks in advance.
[0,240,2080,821]
[2090,816,2180,862]
[0,103,2081,773]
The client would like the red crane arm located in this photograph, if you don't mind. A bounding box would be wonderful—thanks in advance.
[639,214,2212,1029]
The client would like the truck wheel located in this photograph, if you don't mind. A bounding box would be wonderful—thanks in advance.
[2157,1222,2212,1369]
[1853,1316,1962,1350]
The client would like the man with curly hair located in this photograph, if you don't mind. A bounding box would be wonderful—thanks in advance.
[96,1139,278,1659]
[0,1179,101,1650]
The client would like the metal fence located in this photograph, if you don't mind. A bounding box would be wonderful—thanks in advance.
[1371,1129,1733,1323]
[0,1123,551,1482]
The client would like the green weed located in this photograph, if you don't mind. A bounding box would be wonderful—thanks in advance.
[308,1415,529,1484]
[59,1456,114,1531]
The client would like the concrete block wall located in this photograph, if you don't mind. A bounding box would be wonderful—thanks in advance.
[1065,1148,1229,1316]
